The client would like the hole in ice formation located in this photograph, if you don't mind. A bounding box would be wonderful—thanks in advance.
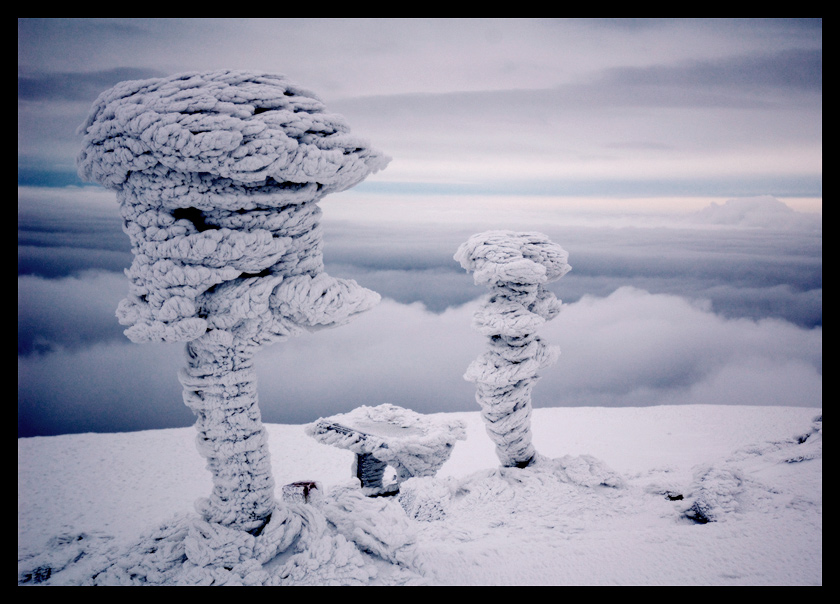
[172,207,219,232]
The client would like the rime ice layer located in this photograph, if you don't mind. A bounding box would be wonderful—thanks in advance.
[455,231,570,467]
[78,70,388,539]
[78,70,388,345]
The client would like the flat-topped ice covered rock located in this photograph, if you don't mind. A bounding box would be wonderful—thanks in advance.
[306,404,467,496]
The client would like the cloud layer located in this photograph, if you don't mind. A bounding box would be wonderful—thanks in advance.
[16,188,824,437]
[19,289,821,438]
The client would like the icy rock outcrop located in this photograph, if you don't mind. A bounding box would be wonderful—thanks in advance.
[307,404,467,496]
[682,466,745,524]
[681,414,823,524]
[537,454,625,489]
[77,70,388,542]
[282,481,324,507]
[455,231,570,468]
[37,500,420,586]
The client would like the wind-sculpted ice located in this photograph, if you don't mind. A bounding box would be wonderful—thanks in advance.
[306,404,467,496]
[77,70,388,553]
[455,231,570,468]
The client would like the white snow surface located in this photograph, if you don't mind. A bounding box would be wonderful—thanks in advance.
[18,405,821,586]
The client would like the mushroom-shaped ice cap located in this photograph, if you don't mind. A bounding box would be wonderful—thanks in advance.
[454,230,571,288]
[76,70,387,345]
[77,70,390,193]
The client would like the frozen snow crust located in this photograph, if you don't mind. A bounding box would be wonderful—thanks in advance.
[17,408,821,585]
[17,452,623,585]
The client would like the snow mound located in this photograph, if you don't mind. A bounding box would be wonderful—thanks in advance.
[682,414,822,524]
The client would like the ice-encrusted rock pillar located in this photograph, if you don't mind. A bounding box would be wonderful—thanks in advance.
[77,70,389,535]
[454,231,570,468]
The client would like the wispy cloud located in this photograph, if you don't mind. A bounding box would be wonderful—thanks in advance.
[18,68,166,102]
[18,19,822,197]
[600,48,822,95]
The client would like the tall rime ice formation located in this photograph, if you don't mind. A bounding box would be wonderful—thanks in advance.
[78,70,389,535]
[455,231,571,468]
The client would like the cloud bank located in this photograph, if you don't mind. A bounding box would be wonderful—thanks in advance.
[18,186,821,436]
[19,287,821,437]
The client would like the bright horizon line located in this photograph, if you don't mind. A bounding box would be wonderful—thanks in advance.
[17,174,822,212]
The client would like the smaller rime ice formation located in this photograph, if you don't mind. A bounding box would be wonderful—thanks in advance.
[77,70,389,552]
[306,404,467,496]
[454,231,571,468]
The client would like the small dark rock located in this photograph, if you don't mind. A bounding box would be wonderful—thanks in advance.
[684,501,714,524]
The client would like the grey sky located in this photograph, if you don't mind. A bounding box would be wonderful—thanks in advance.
[18,18,822,202]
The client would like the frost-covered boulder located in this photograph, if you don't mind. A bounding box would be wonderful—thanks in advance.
[681,414,823,524]
[307,404,467,496]
[77,70,388,547]
[455,231,570,468]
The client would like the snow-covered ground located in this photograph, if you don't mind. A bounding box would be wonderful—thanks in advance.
[18,405,821,586]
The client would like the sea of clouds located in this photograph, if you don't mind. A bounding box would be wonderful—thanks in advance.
[18,186,821,436]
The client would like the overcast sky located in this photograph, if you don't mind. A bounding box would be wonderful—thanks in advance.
[19,18,822,203]
[18,19,821,437]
